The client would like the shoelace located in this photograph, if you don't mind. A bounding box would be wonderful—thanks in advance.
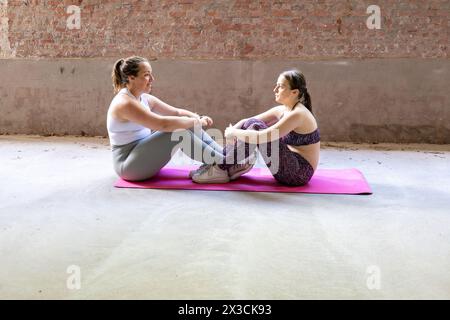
[196,163,212,175]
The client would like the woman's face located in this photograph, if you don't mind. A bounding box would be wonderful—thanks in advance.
[130,62,154,93]
[273,75,298,105]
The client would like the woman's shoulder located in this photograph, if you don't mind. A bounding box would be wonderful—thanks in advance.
[141,93,154,99]
[297,105,318,129]
[109,93,138,121]
[281,105,303,118]
[112,91,140,107]
[295,104,315,118]
[272,105,285,118]
[140,93,159,109]
[283,105,317,131]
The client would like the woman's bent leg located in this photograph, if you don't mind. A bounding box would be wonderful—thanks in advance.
[189,127,223,155]
[115,129,225,181]
[192,119,269,183]
[219,118,268,170]
[221,118,314,186]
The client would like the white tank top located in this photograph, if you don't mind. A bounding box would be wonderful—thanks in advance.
[107,88,152,146]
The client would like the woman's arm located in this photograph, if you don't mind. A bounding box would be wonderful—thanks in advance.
[116,100,207,132]
[253,105,284,124]
[144,94,213,126]
[145,94,199,118]
[178,108,199,118]
[225,109,302,144]
[232,118,249,129]
[232,105,283,129]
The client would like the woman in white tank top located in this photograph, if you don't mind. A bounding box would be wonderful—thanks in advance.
[107,56,225,181]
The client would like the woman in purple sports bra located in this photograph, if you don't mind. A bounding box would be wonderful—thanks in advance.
[191,69,320,186]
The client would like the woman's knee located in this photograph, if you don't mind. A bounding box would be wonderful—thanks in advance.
[241,118,268,130]
[119,161,164,181]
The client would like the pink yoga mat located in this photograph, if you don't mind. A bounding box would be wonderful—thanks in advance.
[114,166,372,195]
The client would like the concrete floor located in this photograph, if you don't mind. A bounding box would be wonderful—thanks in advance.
[0,135,449,299]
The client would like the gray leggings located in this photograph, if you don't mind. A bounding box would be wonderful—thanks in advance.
[112,128,224,181]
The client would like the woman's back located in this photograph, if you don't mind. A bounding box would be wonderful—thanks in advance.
[278,106,320,170]
[107,88,152,146]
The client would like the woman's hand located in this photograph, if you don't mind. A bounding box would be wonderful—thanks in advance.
[224,124,236,139]
[200,115,213,127]
[233,118,247,130]
[197,117,209,127]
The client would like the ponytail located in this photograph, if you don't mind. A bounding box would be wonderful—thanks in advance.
[301,88,312,114]
[112,58,125,94]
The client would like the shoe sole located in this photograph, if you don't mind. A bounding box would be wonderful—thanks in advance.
[229,152,257,180]
[229,165,254,180]
[192,178,230,184]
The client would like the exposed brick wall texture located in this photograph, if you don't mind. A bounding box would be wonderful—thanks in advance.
[3,0,449,59]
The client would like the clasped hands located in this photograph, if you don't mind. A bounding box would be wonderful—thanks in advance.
[192,113,213,127]
[193,113,238,141]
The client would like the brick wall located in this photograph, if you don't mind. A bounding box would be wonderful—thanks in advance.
[2,0,448,59]
[1,1,449,142]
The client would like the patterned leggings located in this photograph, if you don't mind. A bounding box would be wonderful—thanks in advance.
[219,118,315,186]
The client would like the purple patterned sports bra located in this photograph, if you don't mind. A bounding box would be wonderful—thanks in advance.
[282,128,320,146]
[278,113,320,146]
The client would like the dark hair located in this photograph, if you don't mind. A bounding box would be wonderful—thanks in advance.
[280,69,312,113]
[112,56,149,93]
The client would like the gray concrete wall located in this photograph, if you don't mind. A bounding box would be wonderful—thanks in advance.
[0,58,449,143]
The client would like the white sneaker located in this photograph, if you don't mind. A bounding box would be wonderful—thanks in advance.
[228,151,257,180]
[188,163,211,178]
[192,164,230,184]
